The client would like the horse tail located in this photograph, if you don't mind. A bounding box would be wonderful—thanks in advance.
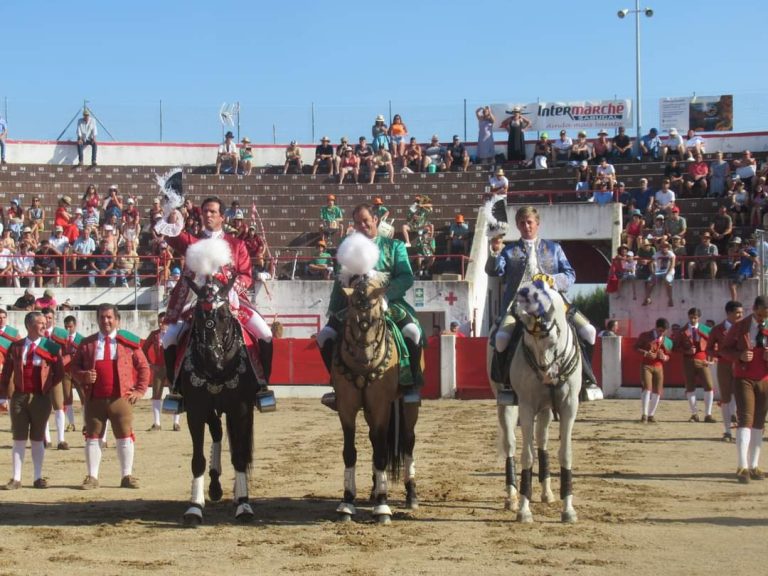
[387,398,406,482]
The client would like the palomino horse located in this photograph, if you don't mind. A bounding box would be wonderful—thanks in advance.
[333,273,409,524]
[509,279,580,523]
[178,270,257,525]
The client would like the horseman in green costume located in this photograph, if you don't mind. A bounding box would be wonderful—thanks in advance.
[318,203,424,408]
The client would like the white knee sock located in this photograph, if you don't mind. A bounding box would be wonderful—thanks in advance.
[173,413,181,426]
[55,410,66,443]
[649,393,661,416]
[116,438,134,477]
[737,427,752,469]
[686,392,697,414]
[84,439,102,478]
[30,441,45,480]
[12,440,25,482]
[152,400,162,426]
[721,401,732,434]
[641,390,650,416]
[101,420,110,445]
[65,405,76,426]
[748,429,763,470]
[44,421,51,443]
[704,391,714,416]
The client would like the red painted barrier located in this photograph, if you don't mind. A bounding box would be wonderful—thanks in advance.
[455,338,494,399]
[422,336,441,399]
[619,337,686,387]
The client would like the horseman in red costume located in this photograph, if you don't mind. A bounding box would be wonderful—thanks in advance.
[157,194,273,392]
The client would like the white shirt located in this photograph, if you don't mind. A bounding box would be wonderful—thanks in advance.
[77,117,97,140]
[553,137,573,153]
[685,135,705,150]
[218,141,237,155]
[0,247,11,270]
[597,164,616,178]
[49,235,70,253]
[95,331,118,361]
[22,337,43,366]
[655,189,676,207]
[489,176,508,191]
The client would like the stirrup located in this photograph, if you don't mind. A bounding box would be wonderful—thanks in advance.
[162,393,185,414]
[256,389,276,413]
[402,387,421,405]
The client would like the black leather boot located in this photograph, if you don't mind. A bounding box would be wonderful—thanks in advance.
[319,340,337,411]
[164,346,178,393]
[258,339,274,384]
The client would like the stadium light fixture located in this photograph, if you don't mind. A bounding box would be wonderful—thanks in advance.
[617,1,654,154]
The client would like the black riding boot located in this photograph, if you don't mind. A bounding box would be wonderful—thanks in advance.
[164,346,178,393]
[579,344,600,402]
[258,339,274,385]
[403,339,423,403]
[319,340,337,411]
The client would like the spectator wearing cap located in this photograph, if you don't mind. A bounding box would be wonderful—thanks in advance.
[72,226,96,273]
[709,151,731,197]
[338,147,360,184]
[688,231,719,280]
[447,214,471,256]
[54,195,77,240]
[651,178,676,216]
[372,197,389,221]
[104,185,124,223]
[311,136,335,176]
[574,160,593,197]
[370,145,395,184]
[593,129,612,163]
[26,197,44,242]
[148,198,163,223]
[49,225,70,257]
[709,204,734,255]
[283,140,303,175]
[34,289,57,311]
[662,127,685,162]
[684,154,709,196]
[624,209,645,252]
[571,130,592,164]
[307,240,333,280]
[552,130,573,166]
[446,135,470,172]
[489,168,509,196]
[664,206,687,239]
[684,129,706,160]
[371,115,390,153]
[728,237,759,300]
[122,195,139,225]
[649,214,667,243]
[639,128,662,161]
[215,131,239,175]
[76,108,98,166]
[402,137,422,173]
[333,137,353,175]
[320,195,344,238]
[239,137,253,176]
[166,266,181,293]
[612,126,632,161]
[642,239,676,307]
[20,226,37,251]
[532,133,551,169]
[423,136,447,173]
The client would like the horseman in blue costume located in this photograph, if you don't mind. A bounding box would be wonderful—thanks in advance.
[318,203,424,407]
[486,205,598,397]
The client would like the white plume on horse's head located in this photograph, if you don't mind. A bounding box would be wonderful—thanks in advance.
[185,238,232,276]
[336,232,380,278]
[516,279,554,318]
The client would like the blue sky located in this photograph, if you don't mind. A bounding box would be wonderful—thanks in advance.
[2,0,766,144]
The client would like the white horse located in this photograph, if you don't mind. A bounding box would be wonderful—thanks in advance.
[509,279,580,523]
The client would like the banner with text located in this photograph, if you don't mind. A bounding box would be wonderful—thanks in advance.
[489,99,633,132]
[659,95,733,132]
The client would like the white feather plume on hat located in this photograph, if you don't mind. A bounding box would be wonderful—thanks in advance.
[336,233,380,285]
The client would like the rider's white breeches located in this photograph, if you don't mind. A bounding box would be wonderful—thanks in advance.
[317,325,338,348]
[494,315,518,353]
[572,311,596,345]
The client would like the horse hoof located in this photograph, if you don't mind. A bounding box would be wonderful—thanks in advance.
[376,514,392,525]
[405,497,419,511]
[516,510,534,523]
[561,510,578,523]
[336,502,357,516]
[504,498,519,513]
[209,471,223,502]
[542,490,556,504]
[338,513,353,523]
[235,502,254,523]
[183,506,203,526]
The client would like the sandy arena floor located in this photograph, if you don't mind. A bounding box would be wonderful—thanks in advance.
[0,398,766,576]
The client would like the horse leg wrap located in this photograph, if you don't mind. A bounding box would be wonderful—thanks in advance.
[343,467,356,503]
[209,442,222,474]
[190,475,205,507]
[537,449,550,482]
[560,467,573,500]
[233,471,248,503]
[373,469,388,499]
[520,468,533,501]
[404,455,416,482]
[505,457,517,489]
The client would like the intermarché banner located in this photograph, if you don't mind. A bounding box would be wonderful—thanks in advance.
[489,99,633,132]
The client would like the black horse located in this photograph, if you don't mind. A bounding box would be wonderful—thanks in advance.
[178,274,257,525]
